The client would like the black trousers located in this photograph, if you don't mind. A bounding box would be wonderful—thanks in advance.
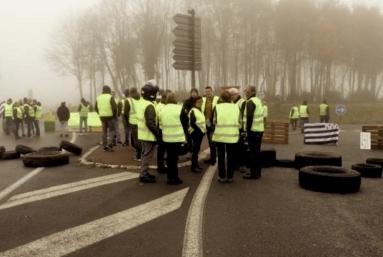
[216,142,236,180]
[164,142,181,180]
[14,118,22,137]
[157,141,166,171]
[191,130,204,168]
[206,129,216,160]
[5,117,13,135]
[248,131,263,177]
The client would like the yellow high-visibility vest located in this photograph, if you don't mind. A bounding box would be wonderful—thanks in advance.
[188,108,206,134]
[96,94,113,117]
[159,104,185,143]
[212,103,240,143]
[137,99,156,141]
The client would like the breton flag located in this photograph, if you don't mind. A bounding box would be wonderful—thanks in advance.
[0,96,4,118]
[304,123,339,144]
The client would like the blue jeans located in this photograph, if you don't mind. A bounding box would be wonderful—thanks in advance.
[101,119,116,147]
[247,131,263,177]
[79,116,88,134]
[33,119,40,136]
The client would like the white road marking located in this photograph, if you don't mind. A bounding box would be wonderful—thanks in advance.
[182,164,217,257]
[1,187,189,257]
[0,168,44,202]
[0,133,77,202]
[0,172,137,210]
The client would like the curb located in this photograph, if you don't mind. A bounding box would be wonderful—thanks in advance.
[79,145,210,170]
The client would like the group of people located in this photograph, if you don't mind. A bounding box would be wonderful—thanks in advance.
[95,81,266,185]
[289,100,330,132]
[1,97,42,139]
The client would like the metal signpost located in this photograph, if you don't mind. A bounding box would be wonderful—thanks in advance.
[172,10,201,88]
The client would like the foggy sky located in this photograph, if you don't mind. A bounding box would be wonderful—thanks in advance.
[0,0,382,109]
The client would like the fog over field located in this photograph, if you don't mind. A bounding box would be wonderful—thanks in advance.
[0,0,382,110]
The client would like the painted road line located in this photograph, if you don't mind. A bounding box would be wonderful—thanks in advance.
[0,168,44,202]
[182,164,216,257]
[1,187,189,257]
[0,134,78,202]
[0,172,137,210]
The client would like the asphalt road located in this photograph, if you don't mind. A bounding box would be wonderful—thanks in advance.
[0,124,383,257]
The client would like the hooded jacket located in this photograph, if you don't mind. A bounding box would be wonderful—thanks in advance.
[57,102,70,121]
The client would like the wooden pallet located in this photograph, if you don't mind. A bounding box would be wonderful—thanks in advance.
[362,126,383,150]
[89,126,102,132]
[262,122,289,144]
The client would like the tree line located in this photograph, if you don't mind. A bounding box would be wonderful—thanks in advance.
[45,0,383,104]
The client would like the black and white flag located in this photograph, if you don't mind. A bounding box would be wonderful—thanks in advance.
[304,123,339,144]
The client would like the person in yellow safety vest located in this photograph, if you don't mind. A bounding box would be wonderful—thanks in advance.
[137,80,160,183]
[319,100,330,123]
[210,91,241,183]
[77,98,90,136]
[95,85,117,151]
[12,101,23,139]
[32,99,41,138]
[289,104,299,130]
[227,87,247,173]
[22,97,34,138]
[181,88,200,153]
[156,91,168,174]
[158,92,188,185]
[299,100,309,133]
[188,96,206,173]
[263,101,268,122]
[120,89,130,146]
[3,98,13,136]
[243,84,264,180]
[18,99,26,137]
[201,86,219,165]
[124,87,141,160]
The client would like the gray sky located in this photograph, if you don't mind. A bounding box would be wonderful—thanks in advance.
[0,0,382,108]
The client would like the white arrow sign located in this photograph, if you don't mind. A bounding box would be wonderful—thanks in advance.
[1,188,189,257]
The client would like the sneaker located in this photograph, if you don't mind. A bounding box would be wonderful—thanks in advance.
[65,134,69,137]
[218,178,227,183]
[134,156,141,161]
[103,146,114,152]
[77,133,83,136]
[84,133,88,136]
[122,142,129,146]
[227,179,234,183]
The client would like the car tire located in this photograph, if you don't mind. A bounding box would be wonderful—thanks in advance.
[295,151,342,170]
[15,144,38,155]
[60,140,82,156]
[261,147,276,167]
[23,151,69,167]
[351,163,382,178]
[1,151,21,160]
[0,145,5,155]
[366,158,383,169]
[38,146,62,153]
[275,159,295,168]
[299,166,361,194]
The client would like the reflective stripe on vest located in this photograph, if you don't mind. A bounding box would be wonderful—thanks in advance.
[4,104,13,117]
[137,99,156,141]
[79,103,89,117]
[212,103,240,143]
[290,106,299,119]
[299,105,308,118]
[34,105,42,119]
[96,94,113,117]
[14,107,23,119]
[128,98,138,125]
[188,108,206,134]
[319,104,328,116]
[159,104,185,143]
[201,96,219,117]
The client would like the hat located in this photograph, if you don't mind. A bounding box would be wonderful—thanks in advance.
[102,85,111,94]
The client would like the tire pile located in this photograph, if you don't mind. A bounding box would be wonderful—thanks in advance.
[0,140,82,168]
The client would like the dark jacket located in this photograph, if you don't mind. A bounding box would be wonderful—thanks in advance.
[57,103,70,121]
[189,108,203,134]
[246,94,257,133]
[144,104,160,141]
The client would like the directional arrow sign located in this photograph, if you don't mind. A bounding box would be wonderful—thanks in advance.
[173,54,202,62]
[0,188,189,257]
[173,48,202,55]
[173,39,201,50]
[173,28,201,39]
[173,62,201,71]
[336,104,346,115]
[173,14,201,26]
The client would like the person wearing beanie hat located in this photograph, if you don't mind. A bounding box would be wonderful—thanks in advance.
[95,85,118,151]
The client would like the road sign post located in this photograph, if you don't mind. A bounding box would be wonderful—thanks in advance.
[335,104,346,123]
[172,10,201,88]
